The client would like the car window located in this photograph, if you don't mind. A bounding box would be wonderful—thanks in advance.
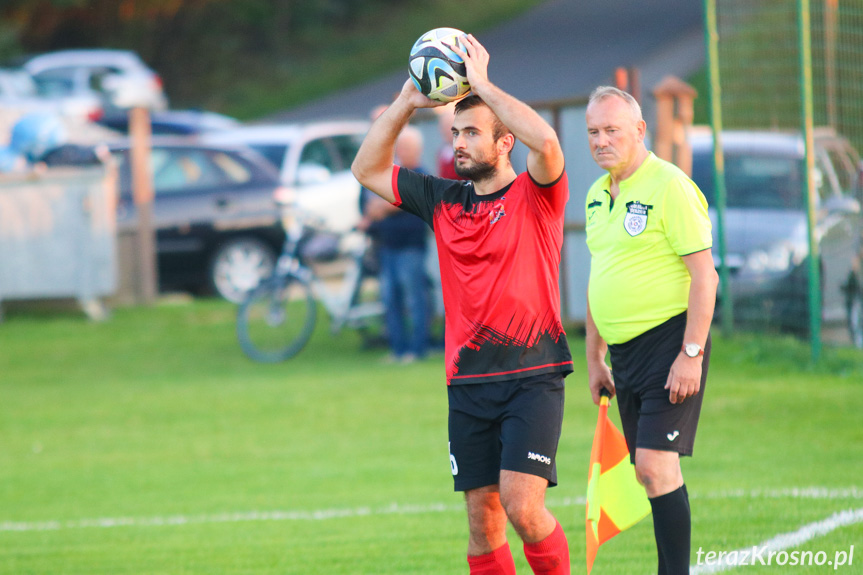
[211,151,252,183]
[330,134,364,170]
[299,138,337,171]
[150,148,232,193]
[815,149,839,201]
[692,151,805,210]
[822,144,857,196]
[249,144,289,171]
[110,148,253,196]
[88,66,123,92]
[32,67,78,96]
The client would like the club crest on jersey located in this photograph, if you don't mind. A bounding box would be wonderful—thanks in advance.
[489,198,506,225]
[623,201,652,236]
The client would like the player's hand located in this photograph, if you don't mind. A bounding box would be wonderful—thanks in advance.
[449,34,491,93]
[588,360,615,406]
[665,353,702,404]
[398,78,447,109]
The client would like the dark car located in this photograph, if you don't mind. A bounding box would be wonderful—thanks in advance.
[108,139,285,302]
[690,128,863,346]
[96,109,240,135]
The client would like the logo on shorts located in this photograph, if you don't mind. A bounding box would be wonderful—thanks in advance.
[449,442,458,476]
[667,430,680,442]
[527,451,552,465]
[623,201,653,236]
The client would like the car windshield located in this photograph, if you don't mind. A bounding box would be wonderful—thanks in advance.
[248,144,288,172]
[692,152,805,210]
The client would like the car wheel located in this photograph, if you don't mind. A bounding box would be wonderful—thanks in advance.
[848,286,863,349]
[209,237,276,303]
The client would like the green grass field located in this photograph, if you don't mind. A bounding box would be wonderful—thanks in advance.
[1,299,861,574]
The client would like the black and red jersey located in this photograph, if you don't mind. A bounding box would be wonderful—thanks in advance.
[392,166,573,385]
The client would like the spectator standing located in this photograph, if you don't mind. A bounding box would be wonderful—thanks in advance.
[359,125,430,363]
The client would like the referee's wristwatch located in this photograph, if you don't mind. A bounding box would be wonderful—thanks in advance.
[681,343,704,358]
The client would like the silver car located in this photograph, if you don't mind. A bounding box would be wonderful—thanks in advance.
[690,128,863,347]
[203,121,369,234]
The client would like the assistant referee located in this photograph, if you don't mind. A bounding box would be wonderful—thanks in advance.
[583,86,718,575]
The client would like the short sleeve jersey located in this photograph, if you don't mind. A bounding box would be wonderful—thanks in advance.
[393,166,573,385]
[585,152,712,345]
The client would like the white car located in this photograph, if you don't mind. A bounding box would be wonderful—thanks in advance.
[0,68,57,139]
[0,67,110,148]
[23,49,168,111]
[203,121,369,233]
[0,68,51,111]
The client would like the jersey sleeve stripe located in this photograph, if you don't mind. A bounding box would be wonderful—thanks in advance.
[391,166,402,207]
[527,167,565,188]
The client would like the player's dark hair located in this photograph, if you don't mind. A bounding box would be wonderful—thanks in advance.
[454,95,510,142]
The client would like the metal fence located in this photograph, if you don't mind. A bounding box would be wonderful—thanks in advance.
[705,0,863,358]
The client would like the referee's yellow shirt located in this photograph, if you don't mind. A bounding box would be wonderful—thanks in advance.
[585,152,712,345]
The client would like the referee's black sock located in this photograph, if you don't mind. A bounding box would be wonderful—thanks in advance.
[649,484,690,575]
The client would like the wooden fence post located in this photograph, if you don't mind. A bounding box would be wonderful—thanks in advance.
[128,107,158,304]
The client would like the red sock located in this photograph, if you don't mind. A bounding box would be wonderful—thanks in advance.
[523,521,570,574]
[468,542,517,575]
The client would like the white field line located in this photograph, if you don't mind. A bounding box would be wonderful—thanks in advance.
[0,502,464,533]
[690,507,863,574]
[1,486,861,534]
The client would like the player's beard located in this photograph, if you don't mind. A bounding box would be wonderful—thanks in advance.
[454,152,497,182]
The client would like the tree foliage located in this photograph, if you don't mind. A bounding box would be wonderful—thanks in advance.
[1,0,417,114]
[1,0,544,119]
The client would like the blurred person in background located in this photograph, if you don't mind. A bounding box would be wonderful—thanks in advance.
[358,125,430,363]
[0,113,66,172]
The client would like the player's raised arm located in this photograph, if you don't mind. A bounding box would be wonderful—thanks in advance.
[451,34,564,185]
[352,80,443,203]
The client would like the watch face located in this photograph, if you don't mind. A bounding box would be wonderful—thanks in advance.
[685,344,700,357]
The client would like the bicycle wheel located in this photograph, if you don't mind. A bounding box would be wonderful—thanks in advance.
[236,274,317,362]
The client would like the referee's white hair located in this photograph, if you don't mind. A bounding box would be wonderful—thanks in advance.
[588,86,643,123]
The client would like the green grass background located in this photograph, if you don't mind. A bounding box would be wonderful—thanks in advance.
[1,300,861,574]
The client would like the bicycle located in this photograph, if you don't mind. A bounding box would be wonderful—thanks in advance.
[236,202,384,363]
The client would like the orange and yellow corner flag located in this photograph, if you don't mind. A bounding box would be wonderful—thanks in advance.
[585,392,651,574]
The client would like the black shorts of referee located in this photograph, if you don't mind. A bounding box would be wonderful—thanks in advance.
[607,311,710,463]
[447,372,565,492]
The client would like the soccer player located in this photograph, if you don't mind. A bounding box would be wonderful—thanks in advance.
[352,34,573,575]
[583,86,718,575]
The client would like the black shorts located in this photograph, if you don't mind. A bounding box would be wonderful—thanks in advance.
[447,373,565,492]
[607,312,710,462]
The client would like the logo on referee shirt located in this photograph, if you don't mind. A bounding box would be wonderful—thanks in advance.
[623,201,652,237]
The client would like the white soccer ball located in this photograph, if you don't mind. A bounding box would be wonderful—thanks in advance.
[408,27,471,103]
